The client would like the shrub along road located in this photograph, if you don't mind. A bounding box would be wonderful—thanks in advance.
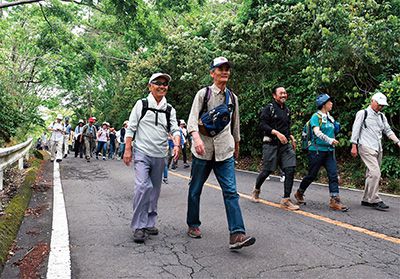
[4,156,400,278]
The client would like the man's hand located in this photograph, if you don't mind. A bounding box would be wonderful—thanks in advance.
[275,131,288,144]
[332,139,339,146]
[351,144,358,158]
[123,137,133,166]
[173,145,180,161]
[123,151,132,166]
[234,142,240,159]
[290,135,296,150]
[191,132,205,155]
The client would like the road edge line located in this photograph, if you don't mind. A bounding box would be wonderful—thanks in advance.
[46,162,71,279]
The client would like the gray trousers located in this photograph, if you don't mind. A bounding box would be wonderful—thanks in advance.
[83,137,95,159]
[131,150,165,230]
[50,139,63,161]
[359,145,383,203]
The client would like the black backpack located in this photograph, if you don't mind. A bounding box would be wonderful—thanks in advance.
[138,98,173,132]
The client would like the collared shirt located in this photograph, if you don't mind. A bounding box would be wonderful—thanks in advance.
[351,106,394,152]
[74,125,84,139]
[48,121,64,142]
[260,100,291,145]
[187,83,240,161]
[126,93,180,158]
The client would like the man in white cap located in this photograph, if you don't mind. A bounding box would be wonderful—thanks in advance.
[48,114,65,162]
[186,57,256,249]
[124,72,181,243]
[351,92,400,211]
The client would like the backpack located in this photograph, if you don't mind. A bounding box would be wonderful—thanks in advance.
[198,87,235,137]
[137,98,173,132]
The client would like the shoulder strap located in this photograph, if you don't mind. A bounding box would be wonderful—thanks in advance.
[199,87,211,117]
[363,110,368,128]
[165,104,172,132]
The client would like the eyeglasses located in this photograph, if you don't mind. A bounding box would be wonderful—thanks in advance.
[151,81,169,86]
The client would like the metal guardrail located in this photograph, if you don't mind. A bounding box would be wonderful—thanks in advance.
[0,138,33,191]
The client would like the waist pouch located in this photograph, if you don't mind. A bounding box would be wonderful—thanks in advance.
[198,88,234,137]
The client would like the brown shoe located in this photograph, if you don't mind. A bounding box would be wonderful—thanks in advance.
[294,190,306,205]
[329,196,349,212]
[187,227,202,238]
[229,233,256,249]
[280,198,300,211]
[251,188,260,203]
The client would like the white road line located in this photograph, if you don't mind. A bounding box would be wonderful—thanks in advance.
[236,168,400,198]
[46,162,71,279]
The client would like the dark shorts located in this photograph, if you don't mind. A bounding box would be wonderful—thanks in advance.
[262,143,296,172]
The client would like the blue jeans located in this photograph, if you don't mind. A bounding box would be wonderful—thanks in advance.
[108,142,115,158]
[118,143,126,158]
[299,151,339,195]
[96,141,107,157]
[187,156,245,234]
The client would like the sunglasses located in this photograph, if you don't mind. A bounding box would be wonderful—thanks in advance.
[151,81,169,86]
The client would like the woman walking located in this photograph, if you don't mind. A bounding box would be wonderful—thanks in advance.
[294,94,348,211]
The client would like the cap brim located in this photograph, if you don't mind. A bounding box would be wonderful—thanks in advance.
[210,62,231,70]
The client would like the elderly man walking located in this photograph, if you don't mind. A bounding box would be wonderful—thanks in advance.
[351,92,400,211]
[48,114,65,163]
[186,57,255,250]
[124,73,181,243]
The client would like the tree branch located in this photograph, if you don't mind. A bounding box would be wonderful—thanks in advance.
[0,0,44,9]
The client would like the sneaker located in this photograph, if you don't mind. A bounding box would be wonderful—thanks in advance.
[251,188,260,203]
[56,159,62,163]
[294,190,306,205]
[280,198,300,211]
[102,157,106,161]
[187,227,202,238]
[144,227,159,235]
[266,176,271,181]
[96,156,99,160]
[133,229,146,243]
[280,176,285,183]
[64,154,67,158]
[184,163,190,168]
[171,165,177,170]
[50,159,54,162]
[329,196,349,212]
[163,178,168,184]
[372,201,389,211]
[229,233,256,250]
[361,201,373,207]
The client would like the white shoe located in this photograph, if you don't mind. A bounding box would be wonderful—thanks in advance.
[266,176,271,181]
[280,176,285,183]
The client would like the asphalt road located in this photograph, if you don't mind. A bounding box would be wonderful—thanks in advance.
[59,156,400,279]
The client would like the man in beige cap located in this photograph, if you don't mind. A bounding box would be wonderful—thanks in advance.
[351,92,400,211]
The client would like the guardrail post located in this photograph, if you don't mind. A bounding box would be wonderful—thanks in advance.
[18,158,24,170]
[0,168,3,191]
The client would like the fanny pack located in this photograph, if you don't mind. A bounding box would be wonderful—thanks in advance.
[198,87,234,137]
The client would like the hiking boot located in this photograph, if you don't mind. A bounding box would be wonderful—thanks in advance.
[251,188,260,203]
[133,229,146,243]
[372,201,389,211]
[187,227,202,238]
[144,227,159,235]
[280,198,300,211]
[294,190,306,205]
[229,233,256,250]
[329,196,349,212]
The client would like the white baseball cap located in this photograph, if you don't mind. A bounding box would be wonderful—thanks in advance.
[148,73,172,84]
[56,114,63,120]
[210,56,231,69]
[372,92,388,106]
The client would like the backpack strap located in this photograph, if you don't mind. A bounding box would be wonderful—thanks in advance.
[199,86,211,118]
[138,98,172,132]
[363,109,368,128]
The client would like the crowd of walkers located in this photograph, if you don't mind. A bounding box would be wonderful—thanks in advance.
[46,56,399,249]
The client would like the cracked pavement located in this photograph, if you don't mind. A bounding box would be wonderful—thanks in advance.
[60,157,400,278]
